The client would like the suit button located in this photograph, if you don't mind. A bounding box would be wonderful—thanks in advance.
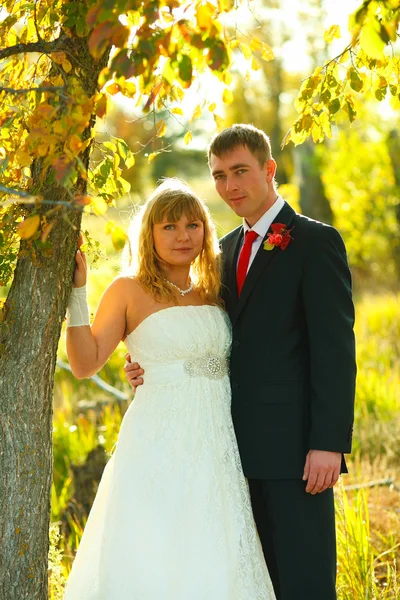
[233,341,240,348]
[232,382,239,389]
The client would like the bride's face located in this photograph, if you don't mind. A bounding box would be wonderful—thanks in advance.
[153,213,204,267]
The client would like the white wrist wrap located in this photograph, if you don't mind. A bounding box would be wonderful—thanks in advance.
[67,285,90,327]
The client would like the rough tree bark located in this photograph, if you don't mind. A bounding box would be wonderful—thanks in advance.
[0,29,109,599]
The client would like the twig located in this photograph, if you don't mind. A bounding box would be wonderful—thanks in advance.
[0,85,66,95]
[343,478,400,492]
[57,360,130,402]
[33,0,42,43]
[0,185,81,209]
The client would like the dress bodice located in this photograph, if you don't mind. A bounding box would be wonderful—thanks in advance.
[125,305,232,386]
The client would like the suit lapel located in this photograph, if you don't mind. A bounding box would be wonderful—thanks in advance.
[231,202,296,326]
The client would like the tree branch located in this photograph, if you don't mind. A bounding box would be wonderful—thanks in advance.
[0,85,66,95]
[0,36,69,61]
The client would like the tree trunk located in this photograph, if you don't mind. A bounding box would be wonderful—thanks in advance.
[294,140,333,224]
[0,26,108,599]
[387,130,400,280]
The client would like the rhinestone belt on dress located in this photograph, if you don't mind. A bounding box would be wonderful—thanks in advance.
[183,353,229,380]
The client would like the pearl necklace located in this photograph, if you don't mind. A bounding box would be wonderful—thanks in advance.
[164,279,194,297]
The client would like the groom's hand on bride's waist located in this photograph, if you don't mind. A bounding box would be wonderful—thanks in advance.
[302,449,342,495]
[124,353,144,390]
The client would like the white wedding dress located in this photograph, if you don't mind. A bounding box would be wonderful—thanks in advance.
[63,305,275,600]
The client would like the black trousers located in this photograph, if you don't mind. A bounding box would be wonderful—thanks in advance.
[248,479,337,600]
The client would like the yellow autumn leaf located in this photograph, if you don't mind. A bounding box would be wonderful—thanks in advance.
[159,10,175,25]
[311,123,323,143]
[51,52,67,65]
[261,43,274,61]
[324,24,341,44]
[156,121,167,137]
[172,86,184,101]
[69,134,82,153]
[251,56,261,71]
[359,18,386,60]
[17,215,40,239]
[250,37,262,52]
[191,104,202,121]
[196,3,215,30]
[15,148,32,167]
[91,196,108,215]
[240,42,252,60]
[228,39,240,50]
[62,57,72,73]
[123,81,137,97]
[37,143,48,157]
[221,71,232,85]
[147,152,160,163]
[222,88,234,104]
[219,0,235,11]
[208,102,216,112]
[171,107,184,115]
[106,82,121,96]
[53,120,64,135]
[111,227,128,251]
[214,114,225,130]
[184,131,192,145]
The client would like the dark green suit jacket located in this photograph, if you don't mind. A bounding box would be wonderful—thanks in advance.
[220,201,356,479]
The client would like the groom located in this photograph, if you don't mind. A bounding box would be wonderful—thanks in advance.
[125,124,356,600]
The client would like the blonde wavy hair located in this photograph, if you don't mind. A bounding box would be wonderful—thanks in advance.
[122,178,222,305]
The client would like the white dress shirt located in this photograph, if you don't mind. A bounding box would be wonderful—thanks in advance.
[239,195,285,274]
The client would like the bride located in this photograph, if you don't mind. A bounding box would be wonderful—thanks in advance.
[63,178,276,600]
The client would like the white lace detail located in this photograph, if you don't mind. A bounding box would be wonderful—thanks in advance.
[64,305,276,600]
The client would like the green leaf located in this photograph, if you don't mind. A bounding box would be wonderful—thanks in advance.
[327,75,338,88]
[349,69,363,92]
[343,99,357,123]
[328,98,341,115]
[116,176,131,195]
[116,138,129,160]
[103,141,117,152]
[321,88,331,104]
[375,86,387,101]
[178,55,192,83]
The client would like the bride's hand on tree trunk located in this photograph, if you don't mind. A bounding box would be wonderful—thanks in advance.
[73,233,87,288]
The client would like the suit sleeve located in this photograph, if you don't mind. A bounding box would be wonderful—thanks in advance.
[302,225,356,453]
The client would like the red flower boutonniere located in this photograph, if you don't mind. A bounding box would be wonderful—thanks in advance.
[263,223,294,251]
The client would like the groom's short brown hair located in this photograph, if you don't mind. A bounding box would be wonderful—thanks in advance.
[207,124,272,168]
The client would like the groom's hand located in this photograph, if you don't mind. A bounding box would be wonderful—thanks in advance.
[124,353,144,389]
[302,450,341,494]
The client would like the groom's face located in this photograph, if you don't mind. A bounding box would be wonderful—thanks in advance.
[209,145,276,227]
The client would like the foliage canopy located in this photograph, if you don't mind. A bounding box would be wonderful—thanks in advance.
[286,0,400,146]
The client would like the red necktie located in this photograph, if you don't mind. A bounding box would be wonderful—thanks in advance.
[236,230,258,296]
